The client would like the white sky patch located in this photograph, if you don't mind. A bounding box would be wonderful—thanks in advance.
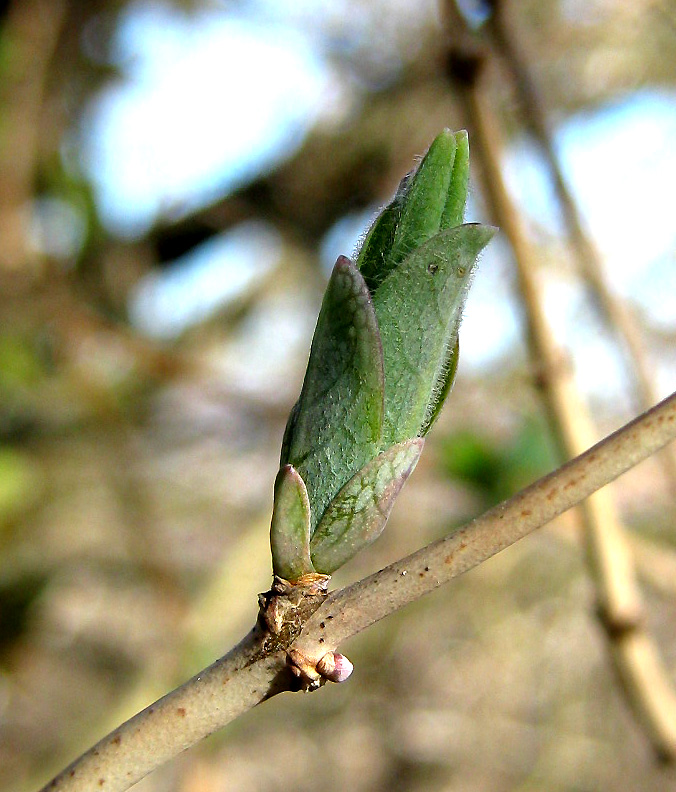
[559,92,676,289]
[505,89,676,297]
[82,4,334,237]
[129,221,279,338]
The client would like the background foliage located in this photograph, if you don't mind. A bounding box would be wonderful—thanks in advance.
[1,1,675,790]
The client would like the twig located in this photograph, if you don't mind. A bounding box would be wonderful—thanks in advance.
[461,73,643,627]
[40,389,676,792]
[41,626,291,792]
[486,0,676,495]
[439,3,676,758]
[0,0,67,277]
[466,78,676,762]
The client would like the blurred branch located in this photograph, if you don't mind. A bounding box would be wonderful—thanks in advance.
[40,389,676,792]
[440,0,676,759]
[0,0,67,279]
[486,0,676,496]
[631,533,676,598]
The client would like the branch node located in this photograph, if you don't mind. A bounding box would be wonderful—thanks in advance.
[596,601,644,638]
[258,573,331,642]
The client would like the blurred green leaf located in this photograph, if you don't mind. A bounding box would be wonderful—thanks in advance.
[438,416,557,504]
[0,335,44,391]
[0,448,41,527]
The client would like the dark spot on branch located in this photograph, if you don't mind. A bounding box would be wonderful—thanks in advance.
[320,622,325,628]
[319,637,325,643]
[425,566,429,572]
[177,707,187,717]
[111,735,121,745]
[98,780,105,787]
[521,509,532,517]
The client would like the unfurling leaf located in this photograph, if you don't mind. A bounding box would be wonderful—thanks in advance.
[271,129,497,581]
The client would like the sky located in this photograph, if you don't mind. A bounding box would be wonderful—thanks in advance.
[76,0,676,398]
[82,3,336,237]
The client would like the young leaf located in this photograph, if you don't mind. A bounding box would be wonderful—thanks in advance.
[440,130,469,231]
[372,223,496,444]
[272,130,497,579]
[357,129,465,293]
[281,255,385,532]
[386,129,457,269]
[270,465,315,581]
[310,438,424,574]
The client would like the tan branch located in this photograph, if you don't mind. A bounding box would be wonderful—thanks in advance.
[0,0,67,277]
[40,627,290,792]
[487,0,676,495]
[438,10,676,756]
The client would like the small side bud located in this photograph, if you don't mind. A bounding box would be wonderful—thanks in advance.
[316,652,353,683]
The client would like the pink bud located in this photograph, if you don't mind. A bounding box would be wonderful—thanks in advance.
[316,652,353,683]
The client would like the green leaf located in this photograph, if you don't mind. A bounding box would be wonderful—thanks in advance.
[270,465,315,581]
[372,223,496,444]
[440,130,469,231]
[310,438,424,574]
[356,128,468,293]
[386,129,457,269]
[281,255,385,532]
